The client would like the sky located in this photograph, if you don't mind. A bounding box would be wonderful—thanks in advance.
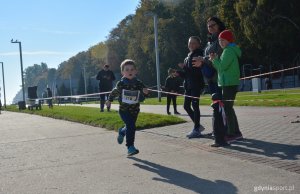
[0,0,140,104]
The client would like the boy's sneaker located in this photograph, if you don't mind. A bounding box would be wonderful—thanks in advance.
[127,146,139,156]
[186,129,202,139]
[117,128,125,144]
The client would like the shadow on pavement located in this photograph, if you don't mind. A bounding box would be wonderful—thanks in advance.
[130,157,238,194]
[228,138,300,160]
[175,113,212,117]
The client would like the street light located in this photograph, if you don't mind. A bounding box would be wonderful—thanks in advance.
[11,39,25,102]
[82,66,87,102]
[145,12,161,102]
[0,62,6,108]
[69,75,72,96]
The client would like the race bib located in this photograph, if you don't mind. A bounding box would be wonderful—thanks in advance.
[122,89,140,104]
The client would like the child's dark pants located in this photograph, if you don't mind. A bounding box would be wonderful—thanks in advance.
[212,102,227,144]
[166,94,177,113]
[222,86,241,135]
[184,89,201,129]
[119,110,139,147]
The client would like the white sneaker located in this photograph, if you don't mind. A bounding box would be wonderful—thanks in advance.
[186,130,202,139]
[198,125,205,132]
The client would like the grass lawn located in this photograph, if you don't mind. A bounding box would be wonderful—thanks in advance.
[142,88,300,107]
[5,105,186,131]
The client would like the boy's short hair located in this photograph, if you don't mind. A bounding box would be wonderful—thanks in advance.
[168,68,175,75]
[120,59,136,71]
[189,36,201,45]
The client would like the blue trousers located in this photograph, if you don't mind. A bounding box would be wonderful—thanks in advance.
[119,110,139,147]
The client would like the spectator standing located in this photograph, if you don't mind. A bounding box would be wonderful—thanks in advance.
[96,64,116,112]
[209,30,243,142]
[193,16,226,96]
[47,87,53,108]
[177,36,205,138]
[164,68,181,115]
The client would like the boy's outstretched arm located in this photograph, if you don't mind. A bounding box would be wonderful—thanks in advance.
[105,82,121,107]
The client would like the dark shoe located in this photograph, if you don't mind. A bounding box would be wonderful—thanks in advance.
[127,146,139,156]
[225,135,239,143]
[174,111,181,115]
[210,142,230,147]
[100,109,104,112]
[167,112,171,115]
[234,133,244,140]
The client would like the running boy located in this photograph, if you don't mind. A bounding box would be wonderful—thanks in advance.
[106,59,148,156]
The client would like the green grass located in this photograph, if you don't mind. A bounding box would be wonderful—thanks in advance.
[5,105,186,131]
[142,88,300,107]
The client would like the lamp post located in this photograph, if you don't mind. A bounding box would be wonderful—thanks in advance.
[69,75,72,96]
[145,12,161,102]
[11,39,25,102]
[82,66,87,102]
[1,62,6,108]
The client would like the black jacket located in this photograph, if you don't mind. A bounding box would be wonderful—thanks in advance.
[165,76,181,93]
[202,33,222,80]
[177,48,205,91]
[96,69,116,91]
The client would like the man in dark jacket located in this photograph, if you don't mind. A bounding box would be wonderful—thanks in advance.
[96,64,116,112]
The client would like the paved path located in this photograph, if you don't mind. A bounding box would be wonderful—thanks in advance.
[0,105,299,194]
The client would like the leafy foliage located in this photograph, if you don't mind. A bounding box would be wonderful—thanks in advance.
[15,0,300,101]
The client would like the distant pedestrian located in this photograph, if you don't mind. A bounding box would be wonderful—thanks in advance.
[47,87,53,108]
[265,77,272,90]
[96,64,116,112]
[164,68,181,115]
[106,59,148,156]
